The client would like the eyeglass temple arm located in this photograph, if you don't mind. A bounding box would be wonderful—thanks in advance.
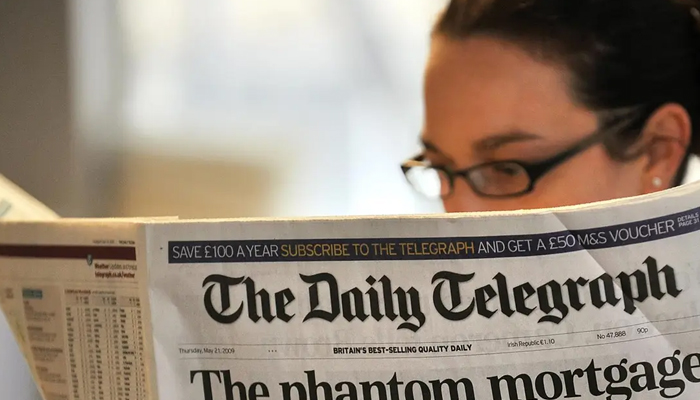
[525,130,613,181]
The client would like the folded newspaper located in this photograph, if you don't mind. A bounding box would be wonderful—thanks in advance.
[1,175,700,400]
[0,174,58,400]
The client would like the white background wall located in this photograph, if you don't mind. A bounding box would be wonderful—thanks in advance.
[106,0,447,218]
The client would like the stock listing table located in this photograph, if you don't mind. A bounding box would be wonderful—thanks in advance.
[65,292,147,400]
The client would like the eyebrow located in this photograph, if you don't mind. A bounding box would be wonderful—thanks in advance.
[421,131,543,156]
[472,131,542,152]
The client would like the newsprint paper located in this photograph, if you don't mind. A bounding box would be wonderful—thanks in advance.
[1,181,700,400]
[0,173,57,400]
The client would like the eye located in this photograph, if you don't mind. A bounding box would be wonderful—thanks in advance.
[466,161,531,196]
[491,163,522,176]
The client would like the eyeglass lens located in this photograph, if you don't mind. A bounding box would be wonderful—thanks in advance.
[404,165,447,199]
[405,162,533,198]
[467,163,531,196]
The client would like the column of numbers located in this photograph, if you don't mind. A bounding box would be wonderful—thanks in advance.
[64,292,147,400]
[111,307,121,400]
[65,305,83,399]
[120,307,132,399]
[87,306,97,399]
[133,302,145,398]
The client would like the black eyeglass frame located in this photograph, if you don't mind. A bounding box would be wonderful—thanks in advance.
[401,130,613,199]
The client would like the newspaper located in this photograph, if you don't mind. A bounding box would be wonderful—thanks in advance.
[1,179,700,400]
[0,174,58,400]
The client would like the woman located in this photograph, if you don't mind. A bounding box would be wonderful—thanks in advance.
[402,0,700,213]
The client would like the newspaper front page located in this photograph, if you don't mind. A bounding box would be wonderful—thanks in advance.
[146,182,700,400]
[1,181,700,400]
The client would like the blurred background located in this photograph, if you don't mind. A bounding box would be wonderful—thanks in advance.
[0,0,447,222]
[0,1,445,398]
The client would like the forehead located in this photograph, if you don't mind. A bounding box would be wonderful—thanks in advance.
[423,36,596,154]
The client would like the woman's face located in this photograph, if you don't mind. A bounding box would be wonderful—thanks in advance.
[422,36,648,213]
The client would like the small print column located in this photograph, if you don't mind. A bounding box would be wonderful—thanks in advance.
[109,305,121,400]
[65,292,89,399]
[118,296,147,399]
[22,286,71,400]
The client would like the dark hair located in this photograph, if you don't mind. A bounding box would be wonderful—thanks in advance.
[434,0,700,184]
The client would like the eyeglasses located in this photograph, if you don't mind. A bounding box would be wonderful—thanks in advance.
[401,130,610,199]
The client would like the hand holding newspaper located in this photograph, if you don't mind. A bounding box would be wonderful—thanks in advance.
[1,175,700,400]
